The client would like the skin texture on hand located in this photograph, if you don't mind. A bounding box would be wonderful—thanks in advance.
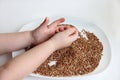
[31,17,65,45]
[50,27,78,50]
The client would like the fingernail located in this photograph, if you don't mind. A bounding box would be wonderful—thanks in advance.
[60,18,65,22]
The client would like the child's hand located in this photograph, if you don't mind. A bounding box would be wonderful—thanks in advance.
[31,17,65,45]
[49,27,78,50]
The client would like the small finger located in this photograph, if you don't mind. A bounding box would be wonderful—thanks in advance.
[49,18,65,28]
[55,28,60,33]
[57,25,70,32]
[55,25,65,33]
[64,26,69,30]
[59,27,64,31]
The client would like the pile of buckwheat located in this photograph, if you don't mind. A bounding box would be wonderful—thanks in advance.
[33,24,103,77]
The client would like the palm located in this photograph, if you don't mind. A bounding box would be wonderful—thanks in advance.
[32,17,65,45]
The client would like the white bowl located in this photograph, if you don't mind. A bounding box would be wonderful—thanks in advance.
[12,17,111,80]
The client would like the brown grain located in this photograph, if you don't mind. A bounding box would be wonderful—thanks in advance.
[33,24,103,77]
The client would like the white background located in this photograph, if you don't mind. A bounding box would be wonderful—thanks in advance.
[0,0,120,80]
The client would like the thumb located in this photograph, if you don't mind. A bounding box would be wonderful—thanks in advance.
[39,17,49,27]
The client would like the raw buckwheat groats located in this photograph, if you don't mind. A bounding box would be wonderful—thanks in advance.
[33,24,103,77]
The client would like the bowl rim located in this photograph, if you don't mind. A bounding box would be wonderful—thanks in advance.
[12,17,111,79]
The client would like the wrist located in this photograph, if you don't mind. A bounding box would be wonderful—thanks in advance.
[47,39,57,52]
[28,31,35,46]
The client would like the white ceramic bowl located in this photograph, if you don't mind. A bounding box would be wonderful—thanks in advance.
[12,17,111,80]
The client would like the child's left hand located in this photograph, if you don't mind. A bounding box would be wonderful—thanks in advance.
[31,17,65,45]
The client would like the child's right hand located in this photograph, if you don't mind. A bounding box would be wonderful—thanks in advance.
[49,27,78,50]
